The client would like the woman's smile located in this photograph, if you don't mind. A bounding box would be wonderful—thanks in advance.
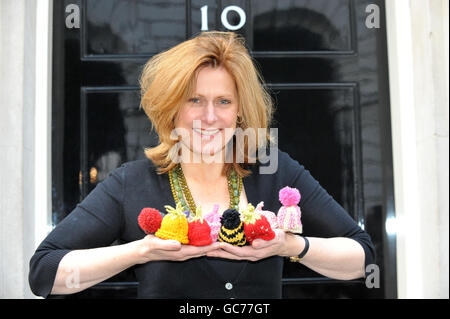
[193,127,222,138]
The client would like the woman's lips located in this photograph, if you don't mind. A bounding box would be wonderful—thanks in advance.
[193,128,222,138]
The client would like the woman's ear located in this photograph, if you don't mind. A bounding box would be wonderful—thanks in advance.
[236,114,243,125]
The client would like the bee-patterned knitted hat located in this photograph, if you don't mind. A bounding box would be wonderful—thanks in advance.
[155,203,189,244]
[218,209,246,246]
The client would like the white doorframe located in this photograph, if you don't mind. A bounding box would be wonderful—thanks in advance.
[385,0,449,299]
[34,0,54,248]
[0,0,53,298]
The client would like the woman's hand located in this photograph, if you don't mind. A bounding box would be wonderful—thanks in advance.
[134,234,222,263]
[205,229,304,262]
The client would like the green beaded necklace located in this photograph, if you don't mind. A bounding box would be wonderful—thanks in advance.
[168,164,242,216]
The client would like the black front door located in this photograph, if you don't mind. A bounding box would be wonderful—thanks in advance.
[52,0,396,298]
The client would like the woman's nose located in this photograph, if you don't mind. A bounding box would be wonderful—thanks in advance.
[203,102,217,124]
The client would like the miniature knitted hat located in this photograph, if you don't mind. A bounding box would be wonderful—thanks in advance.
[254,201,278,229]
[277,186,303,234]
[155,203,189,244]
[203,204,221,242]
[188,207,213,246]
[138,207,163,234]
[218,209,246,246]
[241,203,276,244]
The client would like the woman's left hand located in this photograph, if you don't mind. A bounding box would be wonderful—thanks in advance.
[206,229,303,261]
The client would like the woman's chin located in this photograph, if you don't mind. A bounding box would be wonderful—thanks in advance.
[192,144,226,159]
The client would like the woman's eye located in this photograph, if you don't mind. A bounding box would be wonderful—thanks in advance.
[188,98,231,105]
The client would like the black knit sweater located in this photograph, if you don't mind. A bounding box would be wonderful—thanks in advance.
[28,149,375,298]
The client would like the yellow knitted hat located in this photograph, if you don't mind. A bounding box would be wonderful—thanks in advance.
[155,203,189,244]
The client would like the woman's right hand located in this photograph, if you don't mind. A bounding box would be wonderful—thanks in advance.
[134,235,221,263]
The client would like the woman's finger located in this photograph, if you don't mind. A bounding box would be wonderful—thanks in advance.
[153,238,182,251]
[251,239,273,249]
[181,242,221,257]
[161,242,222,261]
[218,243,273,260]
[206,249,258,261]
[218,243,254,257]
[252,230,285,249]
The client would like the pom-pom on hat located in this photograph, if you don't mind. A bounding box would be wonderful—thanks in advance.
[254,201,278,229]
[241,203,275,244]
[218,209,246,246]
[155,202,189,244]
[277,186,303,234]
[138,207,163,234]
[279,186,301,206]
[204,204,221,242]
[188,207,213,246]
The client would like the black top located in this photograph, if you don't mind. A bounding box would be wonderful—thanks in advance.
[28,149,375,298]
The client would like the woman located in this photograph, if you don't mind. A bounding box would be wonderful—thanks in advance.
[29,31,375,299]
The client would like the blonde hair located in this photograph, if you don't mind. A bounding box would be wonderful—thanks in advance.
[139,31,274,177]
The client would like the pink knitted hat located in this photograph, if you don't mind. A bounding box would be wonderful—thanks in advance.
[203,204,221,242]
[277,186,303,234]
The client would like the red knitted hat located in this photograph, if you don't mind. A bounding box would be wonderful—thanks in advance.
[188,207,212,246]
[138,207,163,234]
[241,203,275,244]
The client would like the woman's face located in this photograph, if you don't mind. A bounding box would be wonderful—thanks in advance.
[174,65,239,159]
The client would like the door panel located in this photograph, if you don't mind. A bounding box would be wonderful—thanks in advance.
[84,0,186,56]
[252,0,354,53]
